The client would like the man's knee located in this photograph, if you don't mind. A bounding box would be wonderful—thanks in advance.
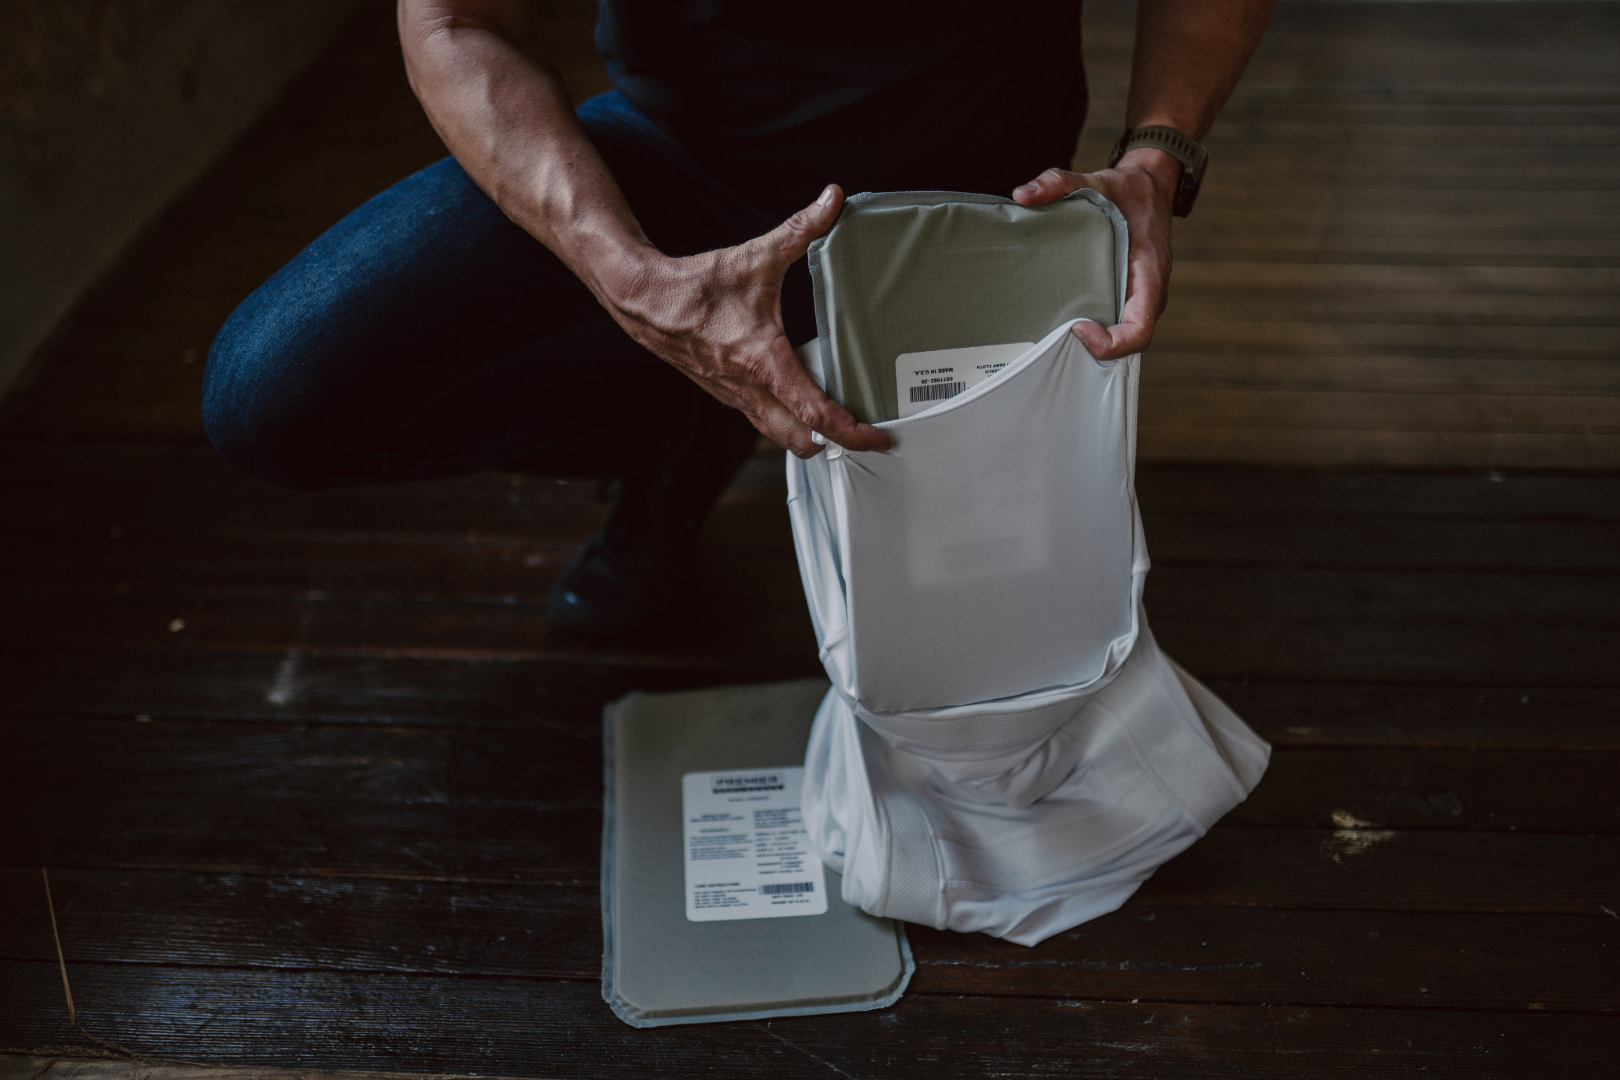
[202,300,346,492]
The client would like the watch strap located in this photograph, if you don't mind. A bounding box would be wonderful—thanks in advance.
[1108,125,1209,218]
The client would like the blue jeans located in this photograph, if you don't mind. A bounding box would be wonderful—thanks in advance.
[202,92,812,495]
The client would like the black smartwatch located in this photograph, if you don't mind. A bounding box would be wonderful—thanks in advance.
[1108,125,1209,218]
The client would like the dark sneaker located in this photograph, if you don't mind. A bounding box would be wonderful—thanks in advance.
[546,393,758,638]
[546,530,695,637]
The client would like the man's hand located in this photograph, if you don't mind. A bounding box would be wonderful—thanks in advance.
[400,1,886,459]
[598,184,890,459]
[1011,148,1181,360]
[1009,0,1274,360]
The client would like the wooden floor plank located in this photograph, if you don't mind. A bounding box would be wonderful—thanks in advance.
[0,593,1610,684]
[1,869,1612,1014]
[0,538,806,617]
[906,907,1618,1012]
[1,963,1612,1078]
[1150,619,1620,685]
[1184,101,1620,126]
[5,721,1617,912]
[1199,122,1620,151]
[1142,355,1620,400]
[0,446,611,539]
[1167,243,1620,269]
[1147,567,1619,626]
[10,480,1620,576]
[1137,830,1620,915]
[1204,681,1620,752]
[1169,262,1620,294]
[1136,427,1620,470]
[0,870,602,981]
[7,540,1615,632]
[1166,291,1620,327]
[6,446,1616,536]
[5,720,1613,835]
[1148,321,1620,359]
[1228,748,1620,832]
[1139,467,1620,520]
[2,647,1608,750]
[0,1060,530,1080]
[0,648,792,728]
[1141,391,1620,444]
[6,796,596,883]
[0,590,819,671]
[1178,214,1620,253]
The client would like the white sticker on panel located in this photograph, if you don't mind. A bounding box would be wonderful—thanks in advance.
[895,342,1033,419]
[682,766,828,922]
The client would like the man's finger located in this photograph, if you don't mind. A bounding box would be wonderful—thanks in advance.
[1072,317,1150,360]
[751,396,827,459]
[1012,168,1082,207]
[1078,270,1160,359]
[1077,199,1170,361]
[1073,213,1166,360]
[1070,318,1113,356]
[702,366,826,458]
[1077,251,1162,359]
[763,338,891,452]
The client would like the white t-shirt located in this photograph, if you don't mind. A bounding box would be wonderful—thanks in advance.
[789,323,1270,945]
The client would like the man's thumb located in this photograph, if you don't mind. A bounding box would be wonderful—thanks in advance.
[761,184,843,268]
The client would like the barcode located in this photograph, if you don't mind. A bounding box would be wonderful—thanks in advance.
[760,882,816,896]
[909,381,966,404]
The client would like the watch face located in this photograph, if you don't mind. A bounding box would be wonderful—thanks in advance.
[1108,131,1132,169]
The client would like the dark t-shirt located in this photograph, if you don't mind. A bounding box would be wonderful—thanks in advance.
[596,0,1087,216]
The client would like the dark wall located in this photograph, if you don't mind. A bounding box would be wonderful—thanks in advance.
[0,0,366,394]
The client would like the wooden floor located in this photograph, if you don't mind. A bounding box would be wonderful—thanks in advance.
[2,2,1617,1077]
[1090,0,1620,468]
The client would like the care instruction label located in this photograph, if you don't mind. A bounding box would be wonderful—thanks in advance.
[895,342,1033,419]
[682,766,827,922]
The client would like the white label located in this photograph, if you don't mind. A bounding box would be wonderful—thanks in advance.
[895,342,1033,419]
[682,766,827,922]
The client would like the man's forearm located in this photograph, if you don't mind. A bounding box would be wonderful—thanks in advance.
[1013,0,1274,358]
[1126,0,1276,139]
[398,0,653,302]
[395,0,884,456]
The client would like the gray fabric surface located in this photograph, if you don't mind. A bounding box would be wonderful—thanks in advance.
[808,189,1128,423]
[602,679,913,1027]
